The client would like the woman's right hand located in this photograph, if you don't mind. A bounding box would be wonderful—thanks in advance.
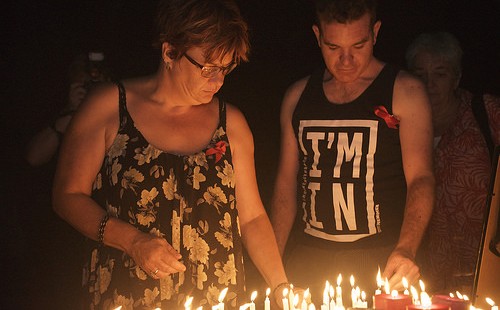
[128,232,186,279]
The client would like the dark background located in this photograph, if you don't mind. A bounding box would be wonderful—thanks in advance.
[3,0,500,308]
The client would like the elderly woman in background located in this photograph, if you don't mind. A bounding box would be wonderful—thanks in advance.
[52,0,289,308]
[405,31,500,294]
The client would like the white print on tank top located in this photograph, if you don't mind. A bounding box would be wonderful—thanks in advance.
[298,119,381,242]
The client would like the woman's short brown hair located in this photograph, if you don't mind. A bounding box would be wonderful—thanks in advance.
[155,0,250,64]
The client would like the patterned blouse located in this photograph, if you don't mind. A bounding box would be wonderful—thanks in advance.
[422,89,500,294]
[84,82,245,309]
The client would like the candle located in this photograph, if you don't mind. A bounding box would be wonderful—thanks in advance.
[359,291,368,309]
[407,292,450,310]
[322,281,330,310]
[302,288,310,310]
[218,287,228,310]
[265,288,271,310]
[283,287,290,310]
[239,304,250,310]
[410,286,420,306]
[336,274,344,309]
[375,268,383,295]
[486,298,498,310]
[293,293,300,310]
[383,290,412,310]
[185,296,193,310]
[114,307,122,310]
[351,275,357,308]
[250,291,257,310]
[432,294,470,310]
[402,277,409,295]
[330,285,336,310]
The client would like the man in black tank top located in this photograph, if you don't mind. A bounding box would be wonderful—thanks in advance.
[270,0,435,304]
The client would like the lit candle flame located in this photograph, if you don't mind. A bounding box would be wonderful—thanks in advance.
[266,287,271,297]
[463,295,469,301]
[456,291,463,300]
[486,298,496,306]
[304,288,310,299]
[350,275,355,287]
[361,291,367,301]
[294,294,299,307]
[419,280,426,292]
[391,290,399,298]
[337,274,343,286]
[421,292,432,307]
[329,285,335,298]
[402,277,408,289]
[114,307,122,310]
[283,287,289,298]
[185,296,193,309]
[218,287,228,303]
[377,267,383,288]
[450,293,455,298]
[251,291,257,302]
[384,278,390,294]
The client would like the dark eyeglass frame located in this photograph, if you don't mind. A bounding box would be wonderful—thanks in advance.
[183,53,237,78]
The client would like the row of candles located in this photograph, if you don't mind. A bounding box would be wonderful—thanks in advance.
[113,271,498,310]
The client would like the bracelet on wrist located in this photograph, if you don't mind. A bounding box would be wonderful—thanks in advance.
[98,214,110,245]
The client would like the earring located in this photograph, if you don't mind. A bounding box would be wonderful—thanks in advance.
[165,61,170,70]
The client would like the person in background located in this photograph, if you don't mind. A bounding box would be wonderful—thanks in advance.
[24,51,112,166]
[270,0,435,302]
[405,31,500,294]
[52,0,289,309]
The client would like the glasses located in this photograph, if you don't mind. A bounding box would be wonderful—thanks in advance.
[183,53,237,78]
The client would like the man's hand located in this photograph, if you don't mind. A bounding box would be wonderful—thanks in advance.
[382,248,420,290]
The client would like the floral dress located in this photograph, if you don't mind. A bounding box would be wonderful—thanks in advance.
[84,82,245,309]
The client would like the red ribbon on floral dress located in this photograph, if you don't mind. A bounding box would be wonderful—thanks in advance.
[374,105,400,129]
[205,141,227,163]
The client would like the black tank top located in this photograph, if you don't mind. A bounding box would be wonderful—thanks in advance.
[292,64,407,249]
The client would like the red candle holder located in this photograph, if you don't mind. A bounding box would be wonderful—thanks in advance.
[407,303,450,310]
[373,294,412,310]
[431,295,470,310]
[373,293,391,309]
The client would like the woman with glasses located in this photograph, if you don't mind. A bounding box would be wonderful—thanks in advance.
[52,0,289,308]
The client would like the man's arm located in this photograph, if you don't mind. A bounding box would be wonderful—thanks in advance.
[383,71,435,289]
[271,78,308,257]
